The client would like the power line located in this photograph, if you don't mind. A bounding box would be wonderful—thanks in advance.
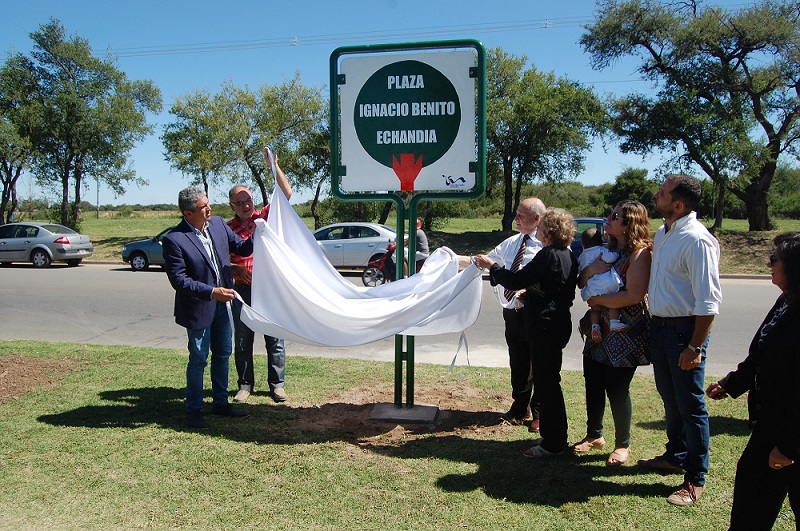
[111,17,593,58]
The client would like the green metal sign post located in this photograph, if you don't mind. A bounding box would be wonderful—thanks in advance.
[330,40,486,409]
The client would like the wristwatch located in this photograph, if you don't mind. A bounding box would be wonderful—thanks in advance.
[688,344,702,355]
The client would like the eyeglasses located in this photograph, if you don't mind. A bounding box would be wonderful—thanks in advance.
[231,198,253,207]
[609,211,627,222]
[769,253,781,265]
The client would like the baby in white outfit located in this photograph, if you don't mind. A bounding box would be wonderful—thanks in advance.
[578,228,626,342]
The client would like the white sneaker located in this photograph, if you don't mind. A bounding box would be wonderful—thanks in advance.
[609,320,629,332]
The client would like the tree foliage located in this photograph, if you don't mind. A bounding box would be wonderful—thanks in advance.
[1,19,162,228]
[162,89,227,196]
[486,47,607,230]
[603,167,658,215]
[582,0,800,230]
[162,75,325,208]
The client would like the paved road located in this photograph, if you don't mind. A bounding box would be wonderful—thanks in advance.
[1,263,780,377]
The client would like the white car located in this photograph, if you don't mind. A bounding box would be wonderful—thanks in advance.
[0,222,93,267]
[313,222,396,267]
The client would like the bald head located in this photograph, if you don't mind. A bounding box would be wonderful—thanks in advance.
[515,197,545,234]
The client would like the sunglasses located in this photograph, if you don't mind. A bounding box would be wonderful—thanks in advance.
[609,211,627,222]
[769,253,781,265]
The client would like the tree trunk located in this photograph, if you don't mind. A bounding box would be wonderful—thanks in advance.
[60,170,69,226]
[744,194,771,231]
[501,159,514,231]
[711,182,724,232]
[378,202,392,225]
[311,175,325,230]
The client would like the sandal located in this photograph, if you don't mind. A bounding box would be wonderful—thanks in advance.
[572,436,606,453]
[607,447,631,466]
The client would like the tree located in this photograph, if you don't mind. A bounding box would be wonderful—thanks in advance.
[582,0,800,230]
[486,47,606,230]
[603,167,658,215]
[2,19,162,228]
[215,75,326,206]
[0,116,31,223]
[162,89,228,197]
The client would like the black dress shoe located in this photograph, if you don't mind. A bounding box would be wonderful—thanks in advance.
[211,403,250,418]
[499,408,533,425]
[187,410,209,429]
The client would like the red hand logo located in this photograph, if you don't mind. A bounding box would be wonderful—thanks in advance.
[392,153,423,191]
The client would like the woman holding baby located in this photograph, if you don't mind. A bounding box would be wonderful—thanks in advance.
[574,200,653,466]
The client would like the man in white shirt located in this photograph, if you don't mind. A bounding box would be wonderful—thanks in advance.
[486,198,546,430]
[639,174,722,507]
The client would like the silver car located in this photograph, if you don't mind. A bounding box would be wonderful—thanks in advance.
[313,222,396,267]
[0,222,93,267]
[121,226,174,271]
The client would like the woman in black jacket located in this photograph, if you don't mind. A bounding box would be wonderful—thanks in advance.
[475,208,578,458]
[706,232,800,530]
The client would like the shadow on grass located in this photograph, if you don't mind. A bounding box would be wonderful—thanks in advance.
[364,435,677,506]
[637,415,749,437]
[38,385,682,507]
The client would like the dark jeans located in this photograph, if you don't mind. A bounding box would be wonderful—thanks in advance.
[503,308,540,418]
[729,430,799,530]
[582,356,636,448]
[649,320,710,485]
[529,325,569,453]
[232,283,286,391]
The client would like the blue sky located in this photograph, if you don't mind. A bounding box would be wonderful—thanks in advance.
[5,1,743,206]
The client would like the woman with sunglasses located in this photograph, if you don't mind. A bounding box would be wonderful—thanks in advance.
[706,233,800,529]
[574,200,653,466]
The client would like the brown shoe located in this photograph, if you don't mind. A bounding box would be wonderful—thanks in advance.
[666,481,705,506]
[271,387,288,403]
[637,455,685,474]
[528,418,540,433]
[572,436,606,453]
[607,447,631,466]
[233,385,252,403]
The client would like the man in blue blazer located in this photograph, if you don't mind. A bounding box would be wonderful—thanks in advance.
[163,187,255,429]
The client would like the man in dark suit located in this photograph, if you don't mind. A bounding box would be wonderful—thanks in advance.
[163,187,254,429]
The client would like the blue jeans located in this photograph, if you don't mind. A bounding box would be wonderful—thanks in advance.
[232,283,286,391]
[185,301,232,412]
[648,321,710,486]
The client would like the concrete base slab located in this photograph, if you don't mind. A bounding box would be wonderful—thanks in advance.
[369,402,439,424]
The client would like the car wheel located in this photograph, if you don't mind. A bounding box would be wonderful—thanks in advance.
[31,249,51,268]
[66,259,82,267]
[362,266,385,287]
[130,252,149,271]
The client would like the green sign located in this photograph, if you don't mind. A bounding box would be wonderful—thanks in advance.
[353,60,461,190]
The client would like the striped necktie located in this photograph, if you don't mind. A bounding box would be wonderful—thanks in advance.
[504,234,529,302]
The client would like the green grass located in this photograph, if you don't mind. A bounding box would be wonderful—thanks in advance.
[0,341,795,530]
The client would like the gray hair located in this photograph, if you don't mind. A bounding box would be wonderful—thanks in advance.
[178,187,206,213]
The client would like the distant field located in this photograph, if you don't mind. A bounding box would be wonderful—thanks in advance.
[78,211,800,274]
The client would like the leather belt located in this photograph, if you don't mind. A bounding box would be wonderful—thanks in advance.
[651,315,695,327]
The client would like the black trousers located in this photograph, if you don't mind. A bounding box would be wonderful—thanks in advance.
[729,430,799,530]
[528,325,569,453]
[503,308,540,418]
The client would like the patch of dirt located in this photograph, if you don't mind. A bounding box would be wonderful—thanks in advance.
[0,356,80,403]
[716,231,775,275]
[290,381,515,446]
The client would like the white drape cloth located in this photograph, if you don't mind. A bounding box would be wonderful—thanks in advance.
[240,189,483,347]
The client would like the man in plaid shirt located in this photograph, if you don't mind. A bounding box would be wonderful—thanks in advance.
[228,148,293,403]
